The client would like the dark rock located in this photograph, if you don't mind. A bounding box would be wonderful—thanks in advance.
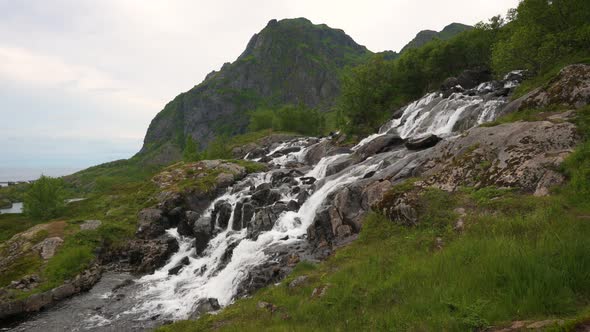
[193,213,213,255]
[211,200,232,230]
[353,134,403,162]
[251,184,281,206]
[325,155,354,177]
[404,134,441,150]
[168,256,190,275]
[286,200,300,211]
[300,177,316,185]
[136,208,172,239]
[248,147,267,159]
[127,235,179,273]
[189,298,220,319]
[248,203,288,240]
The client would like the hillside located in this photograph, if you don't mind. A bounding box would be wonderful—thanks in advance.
[400,22,472,53]
[138,18,371,165]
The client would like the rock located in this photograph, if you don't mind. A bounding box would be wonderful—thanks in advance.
[168,256,190,275]
[176,209,195,237]
[300,177,316,185]
[36,237,64,260]
[440,68,492,97]
[515,64,590,110]
[417,119,579,193]
[404,134,441,150]
[352,134,403,162]
[127,235,179,273]
[304,140,351,165]
[286,200,300,211]
[136,208,172,239]
[325,155,354,176]
[311,285,329,298]
[80,220,101,231]
[232,201,255,231]
[51,284,76,301]
[189,298,220,319]
[247,147,267,159]
[211,200,233,230]
[251,184,281,206]
[192,212,213,255]
[288,275,308,289]
[248,203,288,240]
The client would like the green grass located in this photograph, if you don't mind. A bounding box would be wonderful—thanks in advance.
[0,214,44,243]
[157,109,590,331]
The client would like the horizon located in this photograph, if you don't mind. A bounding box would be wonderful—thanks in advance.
[0,0,519,177]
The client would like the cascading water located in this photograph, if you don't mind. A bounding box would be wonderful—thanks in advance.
[8,73,522,331]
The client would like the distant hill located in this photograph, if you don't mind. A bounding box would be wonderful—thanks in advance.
[138,18,372,164]
[400,22,472,53]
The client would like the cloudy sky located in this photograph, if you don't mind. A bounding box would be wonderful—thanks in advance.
[0,0,519,179]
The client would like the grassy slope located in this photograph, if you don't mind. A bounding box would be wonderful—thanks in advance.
[158,109,590,331]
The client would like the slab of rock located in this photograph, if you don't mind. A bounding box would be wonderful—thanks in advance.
[80,220,101,231]
[404,134,441,150]
[36,237,64,260]
[353,134,403,162]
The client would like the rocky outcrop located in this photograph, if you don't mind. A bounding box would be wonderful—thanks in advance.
[125,235,180,273]
[503,64,590,113]
[418,113,579,195]
[0,264,102,320]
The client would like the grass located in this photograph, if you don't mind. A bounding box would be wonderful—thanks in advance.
[157,109,590,331]
[0,214,44,243]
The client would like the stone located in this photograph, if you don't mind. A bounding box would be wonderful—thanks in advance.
[352,134,404,162]
[80,220,101,231]
[288,275,308,289]
[192,212,213,255]
[136,208,172,239]
[37,237,64,260]
[404,134,441,150]
[189,298,220,319]
[168,256,190,275]
[325,155,355,177]
[211,200,233,230]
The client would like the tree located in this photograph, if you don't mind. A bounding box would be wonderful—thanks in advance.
[183,136,201,162]
[23,175,66,220]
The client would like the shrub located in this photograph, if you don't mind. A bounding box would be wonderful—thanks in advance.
[23,175,66,221]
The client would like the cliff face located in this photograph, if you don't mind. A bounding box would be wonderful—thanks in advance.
[139,18,371,164]
[400,22,472,53]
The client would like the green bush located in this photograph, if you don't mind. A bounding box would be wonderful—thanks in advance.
[23,175,66,221]
[248,104,326,136]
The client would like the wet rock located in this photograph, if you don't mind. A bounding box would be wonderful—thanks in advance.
[352,134,403,162]
[248,203,288,240]
[193,213,213,255]
[325,155,354,177]
[189,298,220,319]
[127,235,179,273]
[136,208,173,239]
[300,177,316,185]
[404,134,441,150]
[286,200,300,211]
[304,140,351,165]
[168,256,190,275]
[211,200,232,230]
[251,184,281,206]
[248,147,267,159]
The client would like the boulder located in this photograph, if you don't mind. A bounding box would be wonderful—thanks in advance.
[192,212,213,255]
[189,298,220,319]
[35,237,64,260]
[232,200,255,231]
[136,208,173,239]
[325,155,355,177]
[127,235,179,273]
[417,116,579,194]
[248,203,288,240]
[352,134,403,162]
[404,134,441,150]
[168,256,190,275]
[211,200,233,230]
[503,64,590,113]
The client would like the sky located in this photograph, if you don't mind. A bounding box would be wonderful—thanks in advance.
[0,0,520,179]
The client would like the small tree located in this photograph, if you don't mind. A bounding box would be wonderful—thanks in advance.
[183,136,201,162]
[23,175,66,220]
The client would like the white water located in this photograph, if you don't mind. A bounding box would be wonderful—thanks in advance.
[104,76,518,324]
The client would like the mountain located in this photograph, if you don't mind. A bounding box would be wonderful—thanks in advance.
[139,18,371,164]
[400,22,472,53]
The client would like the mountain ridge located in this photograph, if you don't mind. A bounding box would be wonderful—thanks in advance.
[400,22,472,53]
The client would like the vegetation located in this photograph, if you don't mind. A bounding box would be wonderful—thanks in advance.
[158,109,590,332]
[22,175,66,221]
[337,0,590,135]
[183,136,202,162]
[248,104,326,136]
